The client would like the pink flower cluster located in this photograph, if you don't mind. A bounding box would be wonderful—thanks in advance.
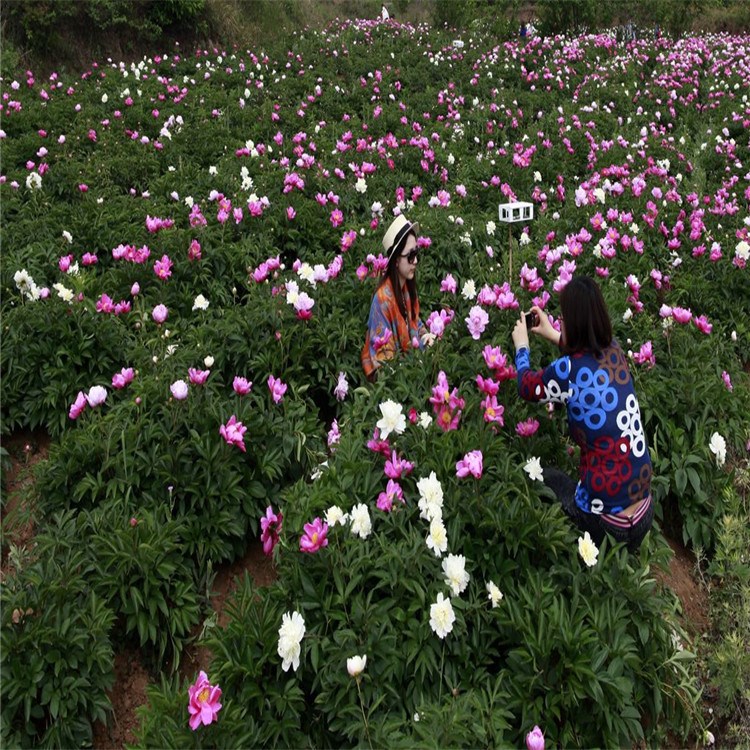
[145,215,175,233]
[426,308,455,338]
[430,371,464,432]
[96,293,131,315]
[300,517,328,553]
[251,255,281,283]
[112,243,150,263]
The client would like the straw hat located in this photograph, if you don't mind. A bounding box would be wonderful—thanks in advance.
[382,214,420,260]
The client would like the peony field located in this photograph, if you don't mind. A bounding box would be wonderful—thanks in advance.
[1,12,749,750]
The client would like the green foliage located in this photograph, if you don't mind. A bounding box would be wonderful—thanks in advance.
[84,502,202,669]
[0,512,115,748]
[704,481,750,740]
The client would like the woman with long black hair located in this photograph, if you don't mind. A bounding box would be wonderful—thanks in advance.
[361,215,434,381]
[512,275,654,551]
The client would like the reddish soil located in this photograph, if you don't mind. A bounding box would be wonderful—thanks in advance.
[654,537,710,637]
[2,430,715,749]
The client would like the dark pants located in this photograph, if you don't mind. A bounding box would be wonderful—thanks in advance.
[542,467,653,553]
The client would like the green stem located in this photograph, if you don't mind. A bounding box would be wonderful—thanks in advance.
[356,678,373,750]
[438,640,446,702]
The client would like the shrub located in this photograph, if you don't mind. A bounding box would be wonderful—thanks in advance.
[0,512,115,748]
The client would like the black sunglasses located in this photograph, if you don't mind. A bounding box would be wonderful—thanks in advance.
[400,249,419,264]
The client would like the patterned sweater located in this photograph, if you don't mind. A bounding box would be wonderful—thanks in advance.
[515,340,652,515]
[361,277,426,379]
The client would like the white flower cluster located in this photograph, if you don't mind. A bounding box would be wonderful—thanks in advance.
[277,611,305,672]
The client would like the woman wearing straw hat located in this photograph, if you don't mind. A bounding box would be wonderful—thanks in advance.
[361,215,435,381]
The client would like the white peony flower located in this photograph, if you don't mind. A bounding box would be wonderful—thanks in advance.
[426,517,448,558]
[485,220,496,236]
[53,282,74,303]
[417,472,444,521]
[442,554,470,596]
[461,279,477,300]
[486,581,503,607]
[62,230,73,244]
[349,503,372,539]
[346,654,367,677]
[192,294,209,311]
[429,592,456,639]
[277,610,306,672]
[523,456,544,482]
[578,531,599,567]
[709,432,727,467]
[418,411,433,430]
[376,400,406,440]
[325,505,348,527]
[25,172,42,190]
[354,177,367,194]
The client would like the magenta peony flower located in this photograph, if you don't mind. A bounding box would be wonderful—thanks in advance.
[188,368,210,385]
[260,505,283,556]
[722,371,733,392]
[456,450,483,479]
[300,517,328,553]
[232,376,252,395]
[440,274,457,294]
[526,725,545,750]
[671,306,692,324]
[112,367,135,389]
[268,374,287,404]
[187,671,222,730]
[482,395,505,426]
[384,449,414,479]
[68,391,87,420]
[153,254,173,280]
[333,371,349,401]
[377,479,404,512]
[516,418,540,437]
[170,380,189,400]
[152,304,168,324]
[219,415,247,452]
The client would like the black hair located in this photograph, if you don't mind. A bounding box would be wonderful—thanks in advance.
[377,230,418,322]
[559,275,612,356]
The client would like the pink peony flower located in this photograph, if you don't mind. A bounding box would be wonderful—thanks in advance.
[233,376,252,395]
[440,274,457,294]
[327,419,341,448]
[456,450,483,479]
[268,375,287,404]
[112,367,135,389]
[153,254,173,280]
[526,725,545,750]
[170,380,189,400]
[693,315,712,334]
[377,479,404,512]
[482,395,505,426]
[333,371,349,401]
[721,371,733,392]
[300,517,328,553]
[260,505,283,556]
[219,415,247,452]
[633,341,656,369]
[188,368,210,385]
[86,385,107,408]
[671,306,692,324]
[367,428,391,457]
[466,305,489,340]
[188,239,202,261]
[516,418,540,437]
[384,450,414,479]
[68,391,87,420]
[152,304,168,324]
[187,671,222,730]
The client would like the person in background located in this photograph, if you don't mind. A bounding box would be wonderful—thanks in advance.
[362,215,434,381]
[512,275,654,552]
[381,4,390,21]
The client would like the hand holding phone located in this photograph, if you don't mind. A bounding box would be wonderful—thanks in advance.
[525,311,538,330]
